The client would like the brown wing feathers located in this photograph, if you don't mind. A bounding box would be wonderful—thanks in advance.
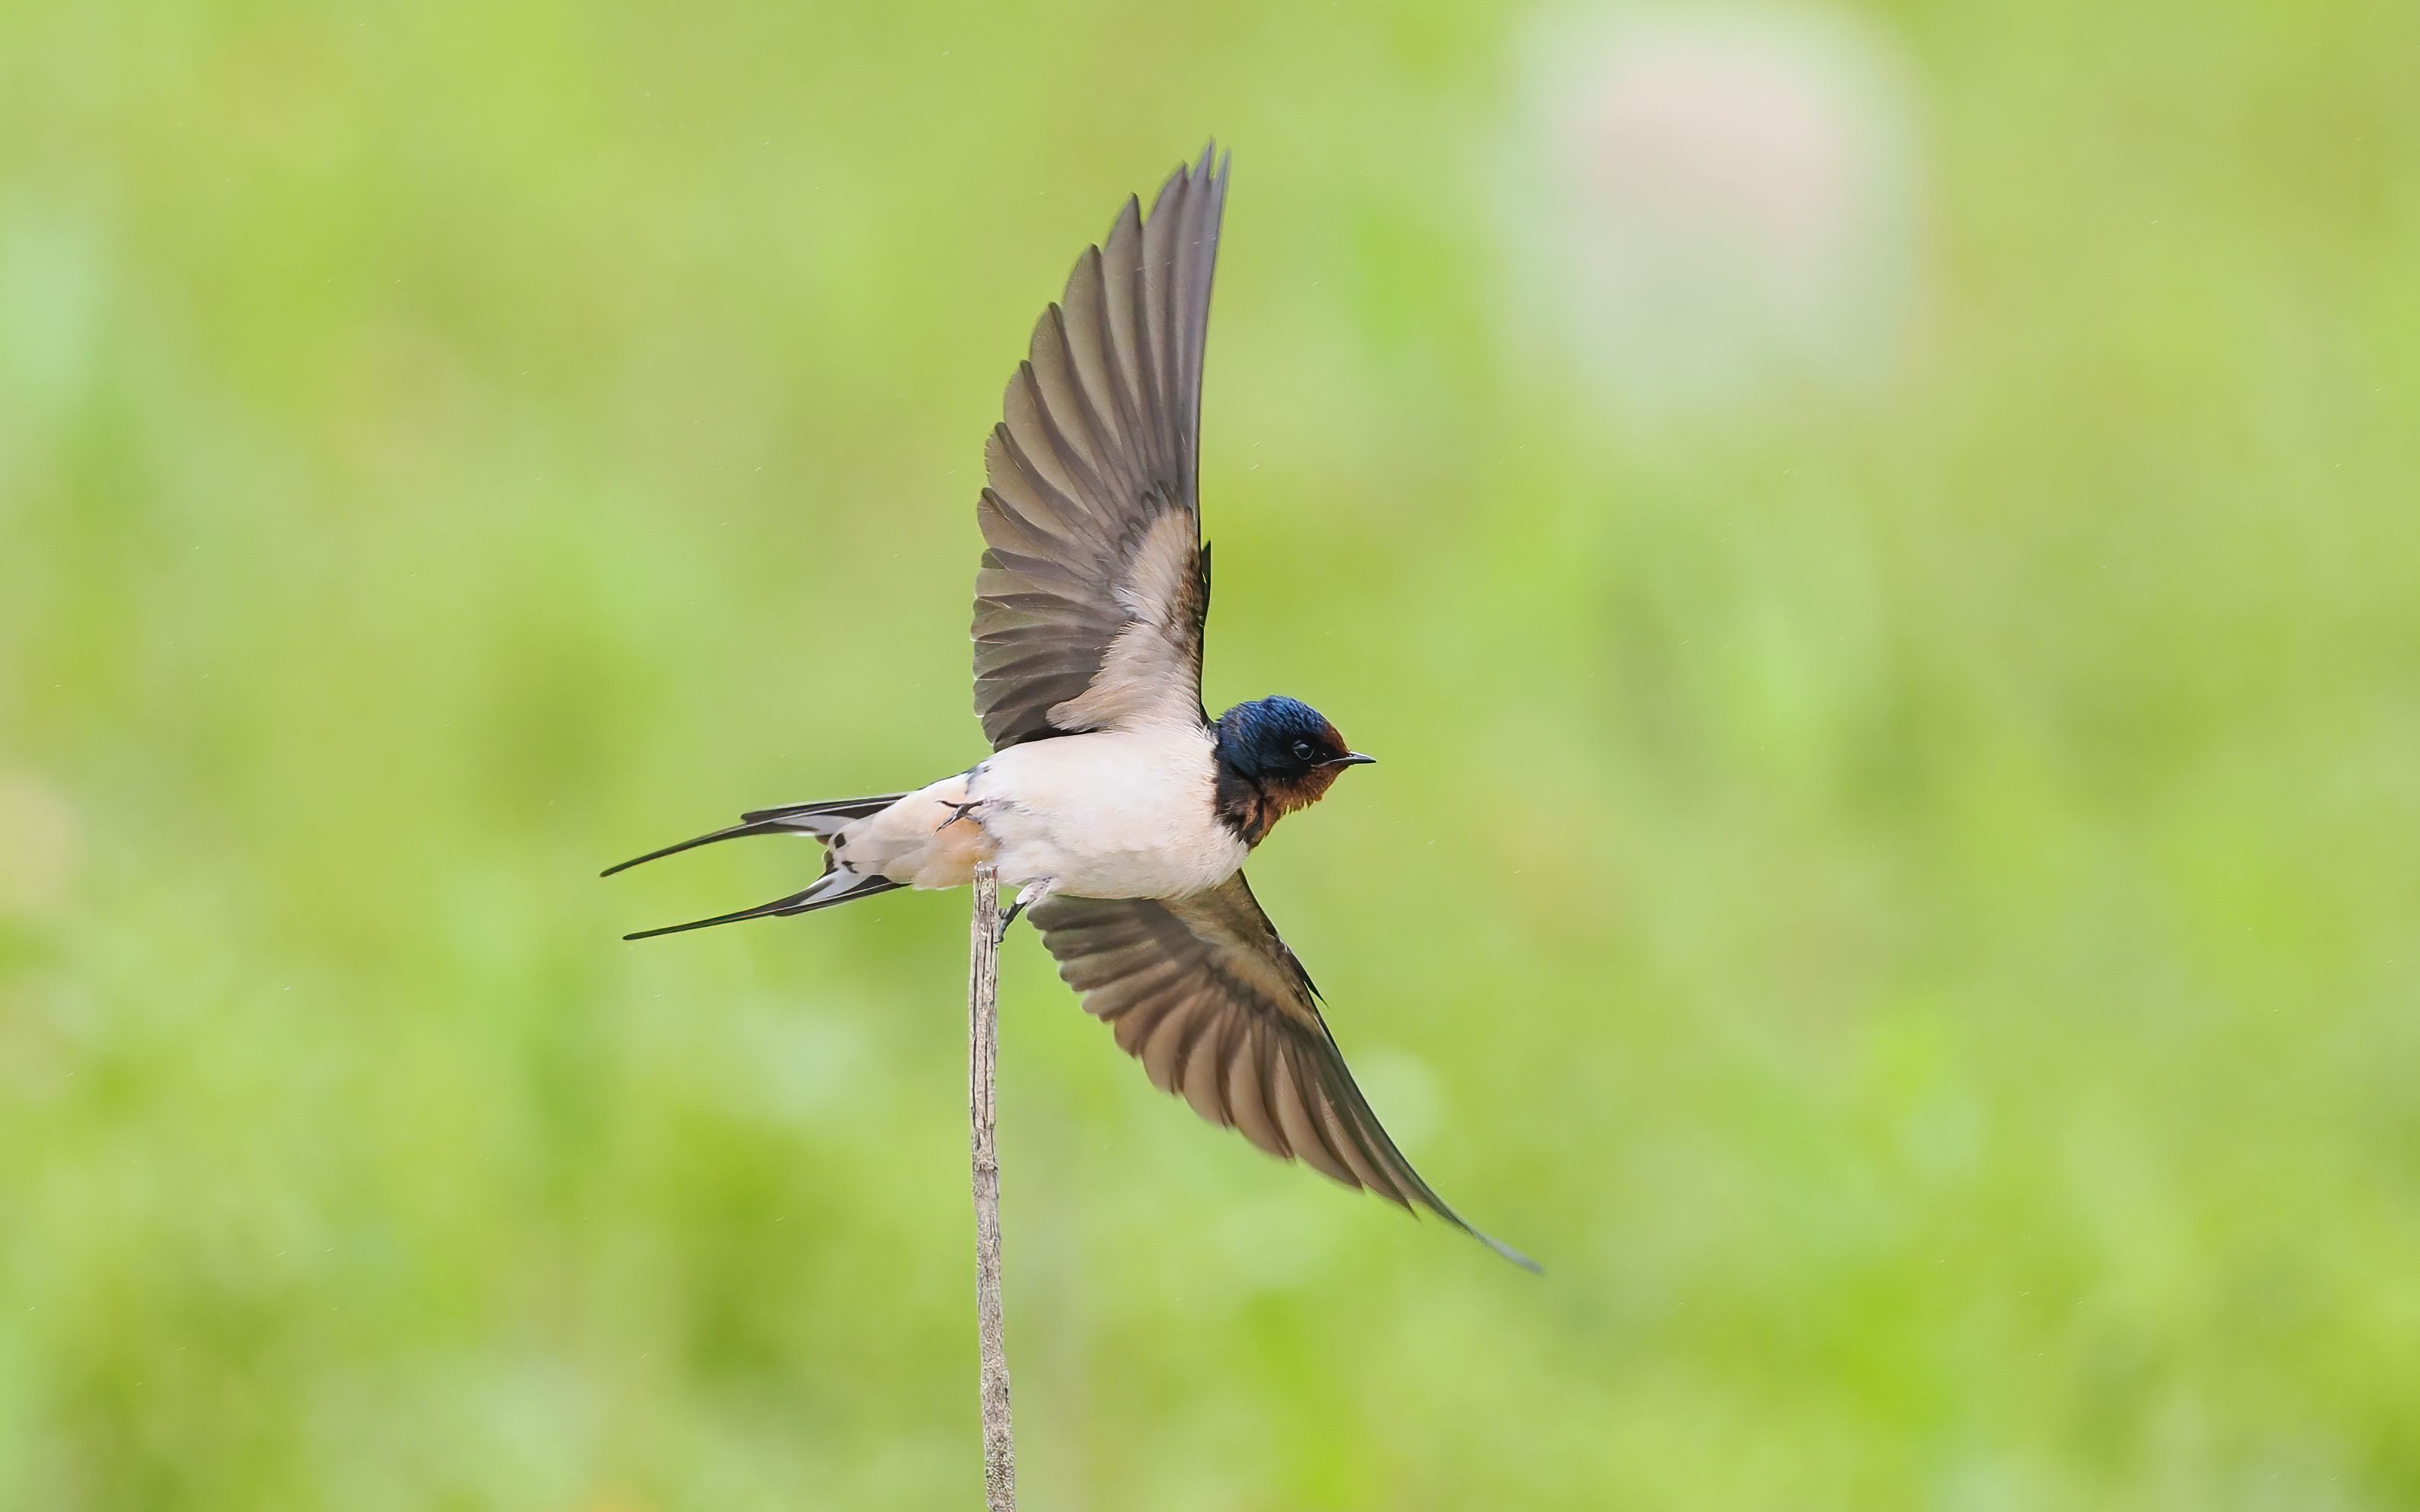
[972,147,1228,750]
[1033,878,1538,1269]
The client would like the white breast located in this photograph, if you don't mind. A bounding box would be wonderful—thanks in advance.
[970,724,1247,899]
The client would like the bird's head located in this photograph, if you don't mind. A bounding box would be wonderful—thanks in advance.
[1212,696,1374,839]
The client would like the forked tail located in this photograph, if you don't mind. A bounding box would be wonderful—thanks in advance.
[604,793,908,940]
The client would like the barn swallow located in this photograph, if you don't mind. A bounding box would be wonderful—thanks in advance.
[610,145,1533,1269]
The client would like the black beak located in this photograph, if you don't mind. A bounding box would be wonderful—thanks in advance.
[1329,751,1377,767]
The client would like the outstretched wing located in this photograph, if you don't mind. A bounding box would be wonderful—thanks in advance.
[971,145,1228,750]
[1030,874,1536,1268]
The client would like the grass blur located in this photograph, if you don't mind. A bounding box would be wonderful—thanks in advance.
[4,1,2418,1507]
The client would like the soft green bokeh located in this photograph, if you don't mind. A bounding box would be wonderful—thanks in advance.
[4,2,2416,1507]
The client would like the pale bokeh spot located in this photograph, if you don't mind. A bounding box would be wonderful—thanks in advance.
[1505,4,1925,412]
[0,772,81,918]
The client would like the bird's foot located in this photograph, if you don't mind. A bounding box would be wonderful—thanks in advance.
[938,799,983,830]
[995,878,1056,944]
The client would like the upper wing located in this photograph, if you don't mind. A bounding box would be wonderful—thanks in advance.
[1030,874,1536,1268]
[971,145,1228,750]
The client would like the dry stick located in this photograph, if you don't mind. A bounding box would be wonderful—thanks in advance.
[966,861,1017,1510]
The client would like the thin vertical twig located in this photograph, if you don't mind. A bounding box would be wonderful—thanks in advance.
[967,861,1017,1511]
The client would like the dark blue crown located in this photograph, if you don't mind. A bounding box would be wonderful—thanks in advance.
[1214,696,1336,778]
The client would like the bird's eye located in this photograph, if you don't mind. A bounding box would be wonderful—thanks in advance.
[1290,740,1315,762]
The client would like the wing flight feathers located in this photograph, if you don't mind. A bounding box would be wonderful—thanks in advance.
[972,146,1228,749]
[1032,874,1536,1269]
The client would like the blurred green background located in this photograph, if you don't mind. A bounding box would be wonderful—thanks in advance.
[5,1,2418,1507]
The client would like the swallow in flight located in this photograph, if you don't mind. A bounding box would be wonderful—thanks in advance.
[610,145,1532,1269]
